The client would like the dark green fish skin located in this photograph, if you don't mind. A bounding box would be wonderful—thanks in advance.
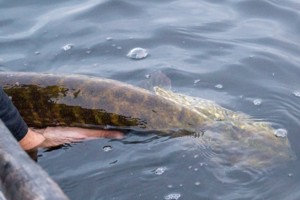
[0,72,295,168]
[0,72,210,134]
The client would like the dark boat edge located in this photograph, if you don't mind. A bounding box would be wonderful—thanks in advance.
[0,120,69,200]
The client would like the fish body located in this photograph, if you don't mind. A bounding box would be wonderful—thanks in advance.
[0,72,210,133]
[0,72,295,167]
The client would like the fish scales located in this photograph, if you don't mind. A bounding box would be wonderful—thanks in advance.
[0,72,296,167]
[0,72,209,133]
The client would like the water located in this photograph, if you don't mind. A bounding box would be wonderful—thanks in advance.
[1,0,300,199]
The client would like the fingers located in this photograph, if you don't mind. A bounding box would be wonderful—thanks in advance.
[97,130,124,139]
[38,127,124,148]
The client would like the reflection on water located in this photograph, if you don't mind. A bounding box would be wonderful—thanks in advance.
[1,0,300,199]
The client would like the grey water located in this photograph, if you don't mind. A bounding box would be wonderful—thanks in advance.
[1,0,300,199]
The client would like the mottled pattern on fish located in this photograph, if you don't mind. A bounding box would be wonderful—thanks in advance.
[0,72,210,133]
[154,87,295,167]
[0,72,295,167]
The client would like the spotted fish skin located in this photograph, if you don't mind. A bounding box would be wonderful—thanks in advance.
[0,72,210,134]
[0,72,295,167]
[154,87,296,167]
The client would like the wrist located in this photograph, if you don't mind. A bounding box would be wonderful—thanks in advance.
[19,128,46,151]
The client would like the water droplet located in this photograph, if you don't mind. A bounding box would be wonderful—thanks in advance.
[117,46,122,50]
[106,37,112,41]
[103,145,113,152]
[194,79,200,85]
[62,44,73,51]
[194,168,199,171]
[34,51,40,55]
[145,74,151,79]
[194,154,199,158]
[274,129,287,138]
[127,47,148,60]
[288,173,293,177]
[153,167,167,175]
[293,91,300,97]
[164,193,181,200]
[215,84,223,89]
[195,182,201,186]
[253,99,262,106]
[86,50,92,54]
[167,185,173,188]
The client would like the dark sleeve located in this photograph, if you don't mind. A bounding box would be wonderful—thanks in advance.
[0,87,28,141]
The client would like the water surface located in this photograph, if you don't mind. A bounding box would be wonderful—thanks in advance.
[1,0,300,199]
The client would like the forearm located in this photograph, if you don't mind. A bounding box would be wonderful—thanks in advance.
[0,87,28,141]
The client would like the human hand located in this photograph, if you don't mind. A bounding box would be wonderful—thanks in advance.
[19,128,46,151]
[37,127,123,148]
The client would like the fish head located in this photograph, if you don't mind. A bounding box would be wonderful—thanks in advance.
[209,121,297,168]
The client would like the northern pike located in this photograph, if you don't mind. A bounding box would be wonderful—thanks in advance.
[0,72,296,167]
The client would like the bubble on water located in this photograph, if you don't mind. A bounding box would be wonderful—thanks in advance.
[293,91,300,97]
[253,99,262,106]
[127,47,148,60]
[34,51,40,55]
[164,193,181,200]
[194,79,200,85]
[117,46,122,50]
[215,84,223,89]
[194,168,199,171]
[194,154,199,158]
[86,50,92,54]
[62,44,73,51]
[274,128,287,138]
[167,185,173,188]
[195,181,201,186]
[145,74,151,79]
[153,167,167,175]
[102,145,113,152]
[288,173,293,177]
[106,37,113,41]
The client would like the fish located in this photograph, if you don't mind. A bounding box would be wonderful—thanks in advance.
[0,72,295,167]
